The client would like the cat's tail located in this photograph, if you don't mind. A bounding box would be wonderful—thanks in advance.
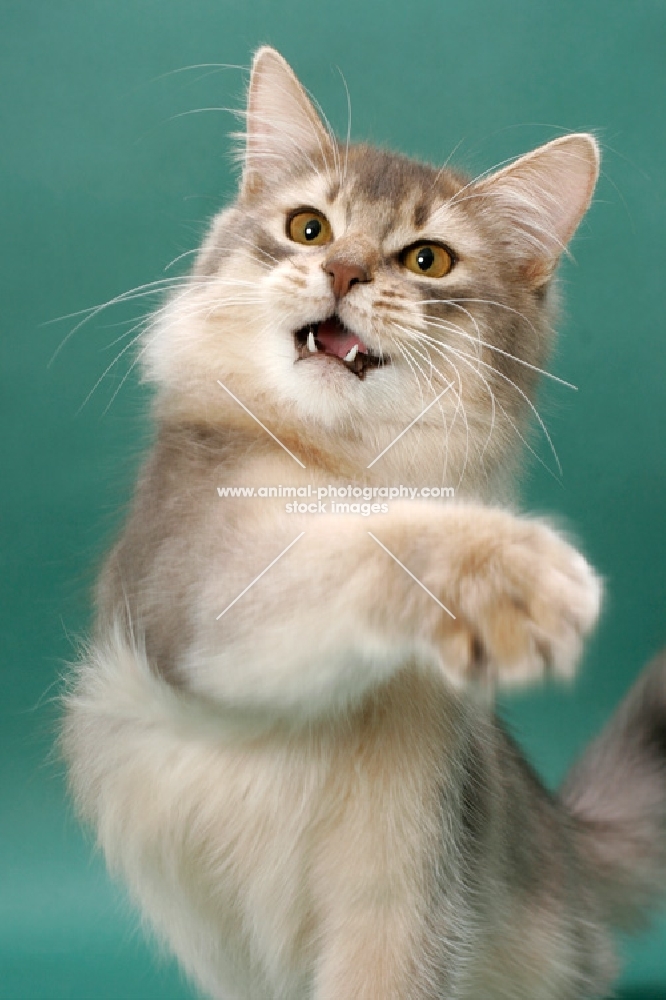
[561,648,666,930]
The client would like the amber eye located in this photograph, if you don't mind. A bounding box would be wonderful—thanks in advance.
[401,242,453,278]
[287,209,332,246]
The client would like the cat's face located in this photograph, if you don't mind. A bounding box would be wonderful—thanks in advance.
[145,48,598,490]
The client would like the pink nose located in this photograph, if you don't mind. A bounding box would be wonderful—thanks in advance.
[324,260,369,299]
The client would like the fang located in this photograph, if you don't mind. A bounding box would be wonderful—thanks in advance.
[344,345,359,363]
[307,330,317,353]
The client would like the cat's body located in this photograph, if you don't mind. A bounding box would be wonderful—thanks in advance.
[63,49,666,999]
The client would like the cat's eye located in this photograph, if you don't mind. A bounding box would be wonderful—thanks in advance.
[287,209,332,246]
[401,242,453,279]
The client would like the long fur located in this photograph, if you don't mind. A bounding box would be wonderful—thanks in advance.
[62,47,665,999]
[562,650,666,930]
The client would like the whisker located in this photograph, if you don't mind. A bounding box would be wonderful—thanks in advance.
[45,276,194,327]
[335,66,352,186]
[397,336,441,394]
[393,341,425,415]
[304,86,341,179]
[149,63,246,85]
[77,287,205,408]
[404,326,497,464]
[101,293,269,414]
[416,330,562,477]
[425,330,553,480]
[426,138,466,200]
[398,340,454,482]
[77,275,265,410]
[428,298,483,352]
[164,249,199,272]
[437,351,470,486]
[103,310,156,351]
[421,311,575,389]
[77,328,146,413]
[421,296,543,339]
[231,232,281,267]
[168,106,243,122]
[47,277,200,365]
[394,325,471,484]
[47,275,263,365]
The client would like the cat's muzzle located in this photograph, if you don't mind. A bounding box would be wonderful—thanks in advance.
[294,315,389,379]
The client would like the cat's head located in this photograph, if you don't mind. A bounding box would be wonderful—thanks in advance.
[145,47,598,491]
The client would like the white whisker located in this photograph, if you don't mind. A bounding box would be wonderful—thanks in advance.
[336,66,352,186]
[47,274,266,365]
[404,326,497,465]
[168,106,243,122]
[394,324,471,484]
[398,339,454,482]
[304,84,341,179]
[164,249,199,272]
[393,341,425,413]
[415,329,562,477]
[423,329,553,479]
[232,232,281,267]
[149,63,246,84]
[421,309,575,389]
[47,277,202,365]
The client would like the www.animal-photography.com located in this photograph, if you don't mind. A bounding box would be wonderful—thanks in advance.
[2,2,665,998]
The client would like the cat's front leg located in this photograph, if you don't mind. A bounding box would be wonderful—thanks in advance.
[429,508,602,689]
[178,503,600,716]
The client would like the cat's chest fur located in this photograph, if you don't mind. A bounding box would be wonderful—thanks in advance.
[93,644,463,998]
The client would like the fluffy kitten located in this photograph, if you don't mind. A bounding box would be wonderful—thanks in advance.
[62,47,666,999]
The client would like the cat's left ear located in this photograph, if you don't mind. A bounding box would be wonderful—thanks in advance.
[240,47,335,199]
[474,134,600,287]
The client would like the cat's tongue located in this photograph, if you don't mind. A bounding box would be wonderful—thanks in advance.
[317,317,367,358]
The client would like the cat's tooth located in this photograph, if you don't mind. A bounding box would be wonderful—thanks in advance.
[307,330,317,353]
[344,344,359,363]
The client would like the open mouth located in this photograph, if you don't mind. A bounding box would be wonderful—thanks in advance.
[294,315,389,379]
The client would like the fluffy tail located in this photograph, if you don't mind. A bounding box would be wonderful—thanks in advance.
[561,649,666,930]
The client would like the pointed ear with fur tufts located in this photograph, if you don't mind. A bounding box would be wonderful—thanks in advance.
[240,47,335,200]
[473,133,600,288]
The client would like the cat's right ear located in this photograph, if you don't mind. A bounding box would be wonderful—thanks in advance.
[472,134,600,288]
[240,47,334,199]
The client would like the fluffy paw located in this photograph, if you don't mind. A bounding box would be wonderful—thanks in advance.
[437,515,602,688]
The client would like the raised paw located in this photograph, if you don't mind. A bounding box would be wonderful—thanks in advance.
[436,514,602,688]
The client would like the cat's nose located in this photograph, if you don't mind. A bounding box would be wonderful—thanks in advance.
[323,259,370,299]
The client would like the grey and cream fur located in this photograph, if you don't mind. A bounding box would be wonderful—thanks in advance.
[62,48,666,999]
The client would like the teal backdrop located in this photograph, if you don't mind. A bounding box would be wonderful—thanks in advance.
[1,1,664,997]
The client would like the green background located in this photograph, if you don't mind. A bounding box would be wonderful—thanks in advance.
[1,1,664,996]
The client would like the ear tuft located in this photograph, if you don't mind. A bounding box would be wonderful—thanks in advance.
[474,133,600,287]
[241,47,335,199]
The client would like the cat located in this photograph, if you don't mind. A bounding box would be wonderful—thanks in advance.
[62,47,666,999]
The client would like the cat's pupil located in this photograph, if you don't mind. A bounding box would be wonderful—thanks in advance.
[417,247,435,271]
[304,219,322,241]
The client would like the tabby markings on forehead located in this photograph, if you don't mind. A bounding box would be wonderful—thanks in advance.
[345,145,464,215]
[413,200,431,229]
